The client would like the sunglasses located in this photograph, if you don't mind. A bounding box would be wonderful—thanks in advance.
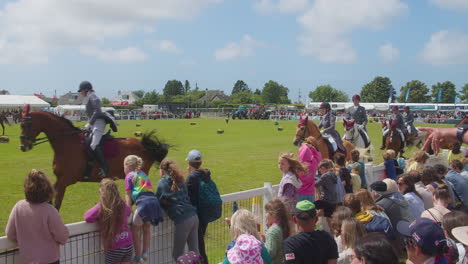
[404,236,416,248]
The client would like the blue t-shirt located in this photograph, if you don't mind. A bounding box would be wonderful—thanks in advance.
[384,160,396,180]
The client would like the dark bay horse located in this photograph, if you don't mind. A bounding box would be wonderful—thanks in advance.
[19,106,169,210]
[0,112,11,135]
[293,116,355,161]
[381,120,403,157]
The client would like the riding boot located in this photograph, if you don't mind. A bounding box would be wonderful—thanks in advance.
[400,138,405,154]
[83,148,94,181]
[380,136,386,150]
[93,145,108,177]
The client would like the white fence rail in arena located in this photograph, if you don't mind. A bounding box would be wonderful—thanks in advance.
[0,151,449,263]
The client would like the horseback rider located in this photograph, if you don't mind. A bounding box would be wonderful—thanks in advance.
[345,94,370,145]
[403,106,417,136]
[318,102,346,152]
[78,81,118,179]
[381,105,406,153]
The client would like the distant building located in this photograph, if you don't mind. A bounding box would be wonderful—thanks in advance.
[58,92,83,105]
[0,90,9,95]
[112,91,140,105]
[199,90,230,103]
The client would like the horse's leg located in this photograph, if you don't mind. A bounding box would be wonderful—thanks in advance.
[53,179,67,210]
[1,122,4,136]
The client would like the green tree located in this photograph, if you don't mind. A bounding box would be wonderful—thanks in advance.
[231,80,250,94]
[134,90,162,106]
[308,85,349,102]
[163,80,184,97]
[132,90,145,99]
[230,90,254,104]
[262,80,290,104]
[360,76,395,102]
[254,89,262,95]
[397,80,430,103]
[431,81,458,103]
[459,83,468,103]
[101,97,110,105]
[184,80,191,94]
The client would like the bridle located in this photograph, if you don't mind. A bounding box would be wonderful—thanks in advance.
[344,124,356,141]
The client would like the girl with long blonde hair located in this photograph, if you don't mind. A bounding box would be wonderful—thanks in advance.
[124,155,163,263]
[338,218,367,264]
[156,159,200,261]
[84,178,133,263]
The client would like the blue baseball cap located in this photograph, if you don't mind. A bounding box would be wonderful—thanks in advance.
[186,149,202,161]
[402,218,447,255]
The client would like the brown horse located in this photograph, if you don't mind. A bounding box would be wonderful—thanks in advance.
[380,120,404,157]
[293,116,354,161]
[0,112,11,135]
[19,105,169,210]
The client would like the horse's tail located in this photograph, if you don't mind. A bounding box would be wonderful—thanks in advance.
[141,130,170,164]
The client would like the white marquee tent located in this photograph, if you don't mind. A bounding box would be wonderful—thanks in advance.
[0,95,50,110]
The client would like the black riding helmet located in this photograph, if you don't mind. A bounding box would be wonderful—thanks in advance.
[320,102,331,110]
[78,81,93,92]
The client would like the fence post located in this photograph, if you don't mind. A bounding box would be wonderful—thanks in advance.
[262,182,274,232]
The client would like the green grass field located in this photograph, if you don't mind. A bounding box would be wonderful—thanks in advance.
[0,117,450,236]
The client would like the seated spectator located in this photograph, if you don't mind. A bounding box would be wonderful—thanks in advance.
[347,149,367,189]
[283,201,338,264]
[223,209,271,264]
[402,218,448,264]
[370,180,414,255]
[264,199,290,264]
[421,167,443,193]
[5,169,69,264]
[442,211,468,264]
[446,160,468,206]
[383,151,396,180]
[421,185,451,223]
[408,170,434,210]
[397,174,425,219]
[452,226,468,263]
[406,151,430,173]
[354,189,392,222]
[433,164,457,209]
[338,218,367,264]
[351,233,399,264]
[331,206,353,254]
[350,168,361,193]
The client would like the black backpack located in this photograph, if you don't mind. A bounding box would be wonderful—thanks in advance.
[197,172,222,223]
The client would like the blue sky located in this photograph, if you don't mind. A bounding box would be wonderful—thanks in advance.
[0,0,467,103]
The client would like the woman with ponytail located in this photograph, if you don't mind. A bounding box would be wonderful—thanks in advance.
[124,155,163,263]
[156,159,199,261]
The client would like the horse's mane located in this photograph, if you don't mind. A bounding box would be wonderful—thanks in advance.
[37,111,81,132]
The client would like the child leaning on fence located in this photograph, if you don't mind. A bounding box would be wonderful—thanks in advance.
[278,153,306,214]
[84,179,133,264]
[124,155,163,263]
[5,169,69,264]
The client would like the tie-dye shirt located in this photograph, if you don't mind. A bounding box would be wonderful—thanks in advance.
[125,170,154,202]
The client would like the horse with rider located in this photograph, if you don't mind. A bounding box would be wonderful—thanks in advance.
[343,94,371,148]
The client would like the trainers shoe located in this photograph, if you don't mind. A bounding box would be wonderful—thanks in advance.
[142,250,149,261]
[133,256,144,264]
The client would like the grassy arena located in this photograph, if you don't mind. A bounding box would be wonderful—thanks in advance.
[0,117,451,235]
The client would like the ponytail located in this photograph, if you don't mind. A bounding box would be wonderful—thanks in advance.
[160,159,185,192]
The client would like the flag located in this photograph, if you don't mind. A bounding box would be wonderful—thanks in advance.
[404,87,411,102]
[388,85,394,104]
[437,88,443,103]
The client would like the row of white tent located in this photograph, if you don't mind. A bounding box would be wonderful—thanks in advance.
[0,95,50,110]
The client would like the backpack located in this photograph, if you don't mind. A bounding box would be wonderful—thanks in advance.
[198,176,222,223]
[364,215,395,240]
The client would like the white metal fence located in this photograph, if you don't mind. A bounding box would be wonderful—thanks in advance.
[0,151,449,263]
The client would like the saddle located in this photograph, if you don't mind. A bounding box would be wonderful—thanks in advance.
[357,128,371,148]
[322,135,346,159]
[83,130,120,159]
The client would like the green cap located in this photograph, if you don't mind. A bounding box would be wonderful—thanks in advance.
[296,200,316,211]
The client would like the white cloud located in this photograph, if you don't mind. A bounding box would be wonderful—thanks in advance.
[430,0,468,10]
[297,0,407,63]
[378,43,400,63]
[214,35,263,61]
[254,0,309,14]
[0,0,220,64]
[154,40,180,53]
[420,30,468,66]
[80,46,147,62]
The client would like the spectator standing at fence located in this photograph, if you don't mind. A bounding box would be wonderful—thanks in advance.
[157,159,200,261]
[223,209,272,264]
[84,179,133,263]
[406,151,430,173]
[124,155,163,263]
[383,151,397,180]
[278,153,306,214]
[347,149,367,189]
[186,149,222,264]
[262,199,291,264]
[283,200,338,264]
[297,137,322,202]
[5,169,69,264]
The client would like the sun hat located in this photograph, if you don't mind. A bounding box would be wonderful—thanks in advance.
[383,178,398,194]
[401,218,447,255]
[177,251,202,264]
[186,149,202,161]
[452,226,468,246]
[227,234,263,264]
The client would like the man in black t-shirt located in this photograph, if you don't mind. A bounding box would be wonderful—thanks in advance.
[283,200,338,264]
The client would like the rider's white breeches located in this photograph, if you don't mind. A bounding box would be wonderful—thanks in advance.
[383,128,404,141]
[90,119,106,150]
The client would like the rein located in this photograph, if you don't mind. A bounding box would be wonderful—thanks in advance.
[21,130,82,146]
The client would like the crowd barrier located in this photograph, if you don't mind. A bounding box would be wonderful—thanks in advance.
[0,151,449,263]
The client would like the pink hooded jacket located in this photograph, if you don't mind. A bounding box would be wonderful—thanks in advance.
[297,143,322,195]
